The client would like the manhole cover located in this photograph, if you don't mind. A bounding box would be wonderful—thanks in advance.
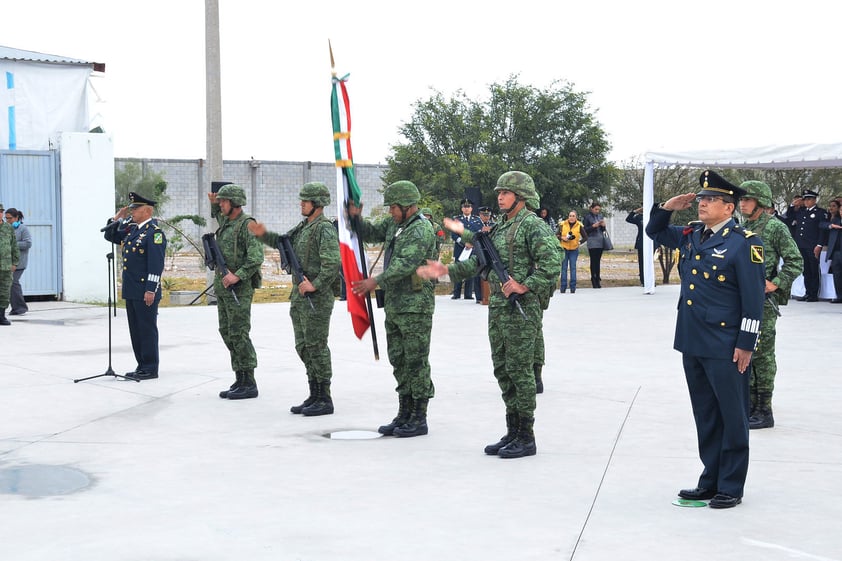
[323,430,383,440]
[0,465,91,497]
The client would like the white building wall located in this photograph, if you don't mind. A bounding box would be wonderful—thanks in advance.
[59,132,115,302]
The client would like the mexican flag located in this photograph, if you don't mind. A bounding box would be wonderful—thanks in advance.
[331,69,370,339]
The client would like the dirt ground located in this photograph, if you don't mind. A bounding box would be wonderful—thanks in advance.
[155,246,678,306]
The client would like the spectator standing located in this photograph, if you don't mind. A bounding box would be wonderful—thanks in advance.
[583,202,607,288]
[4,208,31,315]
[625,207,644,286]
[538,207,557,236]
[450,199,482,300]
[558,210,586,293]
[738,181,803,430]
[0,203,19,326]
[646,170,765,509]
[783,190,827,301]
[819,198,842,303]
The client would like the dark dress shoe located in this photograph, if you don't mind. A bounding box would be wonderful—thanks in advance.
[678,487,717,500]
[9,310,26,316]
[450,295,460,300]
[831,298,842,304]
[126,370,158,381]
[806,297,819,302]
[795,295,808,301]
[708,493,742,509]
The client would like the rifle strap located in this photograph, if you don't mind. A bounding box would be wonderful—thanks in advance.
[505,210,533,273]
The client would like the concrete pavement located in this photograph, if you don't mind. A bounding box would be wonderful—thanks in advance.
[1,285,840,561]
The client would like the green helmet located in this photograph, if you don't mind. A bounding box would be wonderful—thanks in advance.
[216,184,247,207]
[299,182,331,207]
[495,171,538,200]
[383,180,420,207]
[739,180,773,208]
[525,196,540,211]
[420,207,433,217]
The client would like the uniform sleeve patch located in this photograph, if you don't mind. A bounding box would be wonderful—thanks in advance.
[153,232,163,245]
[750,245,764,263]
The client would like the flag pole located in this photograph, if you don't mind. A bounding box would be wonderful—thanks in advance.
[330,41,379,360]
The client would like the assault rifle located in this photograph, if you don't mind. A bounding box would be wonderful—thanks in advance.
[202,233,240,305]
[473,231,526,318]
[277,235,315,311]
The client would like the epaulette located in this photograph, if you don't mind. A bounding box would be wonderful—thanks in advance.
[732,225,756,238]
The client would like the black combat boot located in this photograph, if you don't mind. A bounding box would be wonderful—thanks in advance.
[302,381,335,416]
[290,379,317,414]
[219,371,244,399]
[498,415,537,458]
[484,413,519,455]
[0,309,10,326]
[749,392,774,429]
[378,394,412,436]
[534,364,544,394]
[227,369,258,400]
[394,398,429,438]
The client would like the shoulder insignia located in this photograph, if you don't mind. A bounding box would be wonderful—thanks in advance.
[153,232,164,245]
[750,245,764,263]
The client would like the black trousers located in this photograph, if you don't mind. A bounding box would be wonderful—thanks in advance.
[126,298,160,374]
[799,247,820,298]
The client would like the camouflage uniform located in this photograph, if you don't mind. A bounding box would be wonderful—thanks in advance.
[449,172,561,457]
[257,182,340,415]
[353,181,437,437]
[420,208,445,258]
[211,185,264,397]
[0,220,20,323]
[740,181,803,429]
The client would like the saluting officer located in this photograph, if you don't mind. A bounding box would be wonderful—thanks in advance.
[646,170,766,509]
[450,198,483,300]
[783,189,828,301]
[103,192,167,380]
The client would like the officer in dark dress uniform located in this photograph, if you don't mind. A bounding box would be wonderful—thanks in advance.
[103,192,167,380]
[450,198,483,300]
[646,170,765,509]
[783,189,827,301]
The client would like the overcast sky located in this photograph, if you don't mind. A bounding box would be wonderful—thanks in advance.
[2,0,840,166]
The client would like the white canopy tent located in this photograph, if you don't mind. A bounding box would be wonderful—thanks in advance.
[641,142,842,293]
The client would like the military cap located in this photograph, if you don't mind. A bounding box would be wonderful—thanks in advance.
[801,189,819,199]
[460,198,474,207]
[698,170,745,200]
[478,206,491,213]
[495,171,539,201]
[128,192,157,208]
[216,184,247,206]
[420,207,433,217]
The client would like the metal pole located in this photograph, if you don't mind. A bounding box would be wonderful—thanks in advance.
[205,0,223,303]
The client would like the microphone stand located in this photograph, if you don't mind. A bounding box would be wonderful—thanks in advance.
[75,241,138,383]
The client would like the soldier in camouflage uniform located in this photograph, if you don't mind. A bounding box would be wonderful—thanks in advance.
[249,182,340,416]
[0,205,20,326]
[208,184,265,400]
[418,171,561,458]
[348,181,437,438]
[524,194,556,394]
[739,181,803,429]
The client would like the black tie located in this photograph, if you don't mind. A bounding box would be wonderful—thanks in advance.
[701,229,713,243]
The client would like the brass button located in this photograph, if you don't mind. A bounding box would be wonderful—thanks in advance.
[695,255,701,260]
[687,300,692,306]
[689,284,695,290]
[692,269,697,275]
[720,322,726,326]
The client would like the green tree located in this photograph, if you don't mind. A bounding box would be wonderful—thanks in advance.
[114,161,170,210]
[384,75,616,218]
